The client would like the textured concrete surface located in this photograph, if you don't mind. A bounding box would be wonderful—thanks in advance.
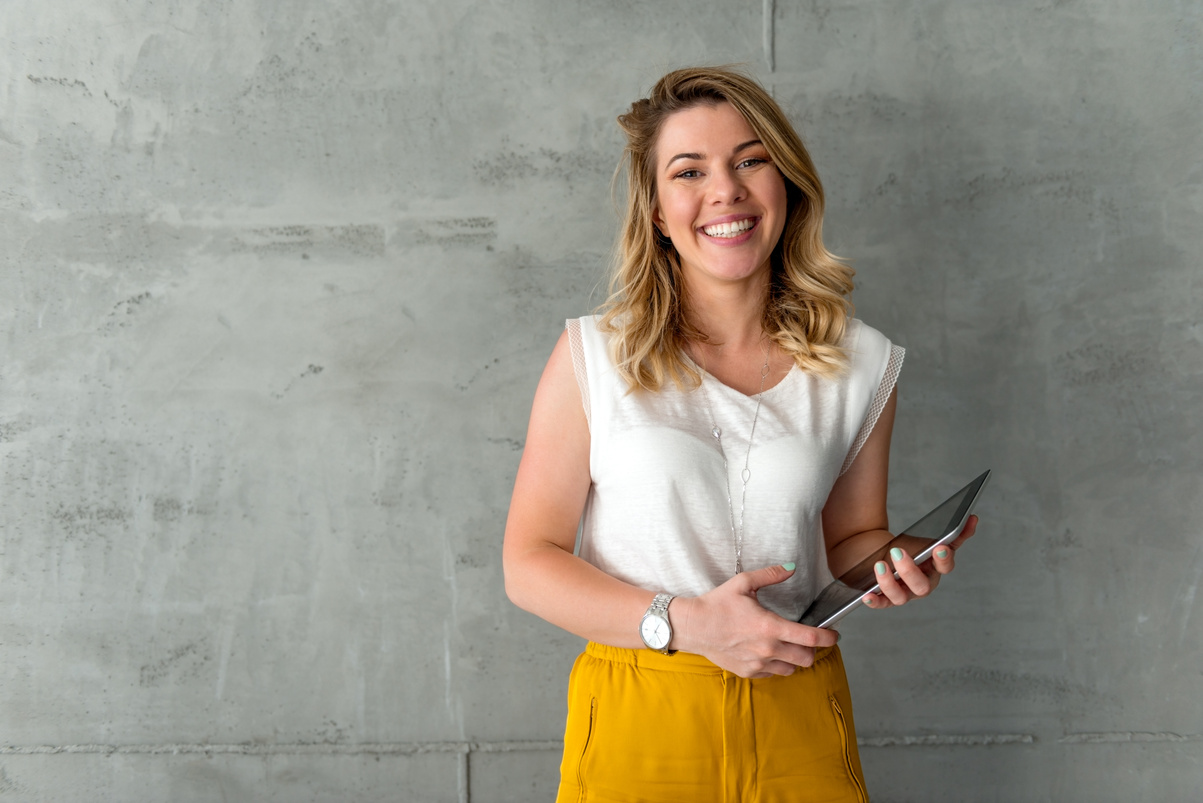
[1,1,1199,801]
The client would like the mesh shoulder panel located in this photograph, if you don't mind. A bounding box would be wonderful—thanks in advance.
[565,318,591,429]
[839,343,905,477]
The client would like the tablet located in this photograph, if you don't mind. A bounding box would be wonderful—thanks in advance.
[798,470,991,629]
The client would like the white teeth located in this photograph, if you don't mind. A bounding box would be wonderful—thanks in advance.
[702,218,755,238]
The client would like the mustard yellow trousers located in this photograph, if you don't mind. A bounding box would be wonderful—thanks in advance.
[556,643,869,803]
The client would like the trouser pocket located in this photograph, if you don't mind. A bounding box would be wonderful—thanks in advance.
[574,696,598,802]
[829,694,869,803]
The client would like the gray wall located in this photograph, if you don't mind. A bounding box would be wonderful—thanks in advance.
[1,1,1199,801]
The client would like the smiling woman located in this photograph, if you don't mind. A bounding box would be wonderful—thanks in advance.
[502,66,976,803]
[601,69,856,397]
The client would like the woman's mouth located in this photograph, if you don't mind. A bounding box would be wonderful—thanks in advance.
[701,218,757,238]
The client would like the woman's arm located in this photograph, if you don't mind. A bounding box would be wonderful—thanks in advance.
[503,332,837,676]
[822,388,977,609]
[502,331,653,647]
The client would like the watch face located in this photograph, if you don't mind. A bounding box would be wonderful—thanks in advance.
[640,614,670,649]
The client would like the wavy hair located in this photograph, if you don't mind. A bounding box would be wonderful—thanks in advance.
[598,66,854,391]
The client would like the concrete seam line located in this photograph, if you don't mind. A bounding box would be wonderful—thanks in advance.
[2,736,1043,754]
[0,744,462,756]
[858,734,1035,747]
[458,751,469,803]
[1059,732,1202,744]
[763,0,775,72]
[468,741,563,753]
[38,734,1198,753]
[0,742,549,756]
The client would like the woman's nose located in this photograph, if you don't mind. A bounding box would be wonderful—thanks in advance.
[709,168,746,204]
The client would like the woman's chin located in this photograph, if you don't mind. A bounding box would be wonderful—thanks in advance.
[680,257,773,287]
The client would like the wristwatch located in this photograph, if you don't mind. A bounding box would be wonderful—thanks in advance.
[639,593,677,654]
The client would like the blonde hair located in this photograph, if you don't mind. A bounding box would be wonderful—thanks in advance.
[598,66,854,391]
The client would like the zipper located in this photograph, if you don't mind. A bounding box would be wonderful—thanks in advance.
[576,697,598,802]
[830,694,869,803]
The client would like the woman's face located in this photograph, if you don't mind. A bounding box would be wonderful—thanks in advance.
[651,102,787,294]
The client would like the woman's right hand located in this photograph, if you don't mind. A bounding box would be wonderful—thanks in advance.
[672,564,839,679]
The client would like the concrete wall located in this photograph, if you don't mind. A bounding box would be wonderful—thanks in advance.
[1,1,1198,800]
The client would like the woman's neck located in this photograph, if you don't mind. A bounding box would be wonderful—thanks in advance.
[683,275,790,394]
[683,274,769,352]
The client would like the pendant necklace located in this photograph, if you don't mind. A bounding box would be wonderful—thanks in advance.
[699,343,771,575]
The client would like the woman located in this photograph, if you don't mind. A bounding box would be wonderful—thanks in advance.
[503,67,976,803]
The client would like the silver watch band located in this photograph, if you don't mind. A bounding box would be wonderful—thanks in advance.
[649,592,674,618]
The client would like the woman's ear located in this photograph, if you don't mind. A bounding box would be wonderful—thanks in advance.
[651,207,669,242]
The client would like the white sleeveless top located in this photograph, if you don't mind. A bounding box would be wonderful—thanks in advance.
[567,316,904,621]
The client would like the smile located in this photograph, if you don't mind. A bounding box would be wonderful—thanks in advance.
[701,218,756,238]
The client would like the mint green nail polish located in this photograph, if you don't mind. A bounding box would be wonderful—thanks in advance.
[936,548,949,559]
[890,548,903,561]
[875,561,887,575]
[782,562,796,571]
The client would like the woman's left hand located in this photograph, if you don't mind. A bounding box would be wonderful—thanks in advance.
[861,515,979,610]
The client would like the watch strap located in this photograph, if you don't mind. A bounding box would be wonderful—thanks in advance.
[649,592,674,618]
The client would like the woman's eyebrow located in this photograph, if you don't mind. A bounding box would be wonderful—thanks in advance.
[664,140,764,169]
[665,151,703,168]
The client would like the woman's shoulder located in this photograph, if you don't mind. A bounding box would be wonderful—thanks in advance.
[842,317,893,352]
[565,314,607,348]
[840,318,901,379]
[564,314,617,375]
[564,312,609,336]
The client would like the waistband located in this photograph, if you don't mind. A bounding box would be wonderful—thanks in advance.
[584,642,837,676]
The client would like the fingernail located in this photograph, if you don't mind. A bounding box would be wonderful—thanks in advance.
[836,632,842,643]
[890,548,903,561]
[782,562,796,571]
[936,548,949,559]
[862,595,873,606]
[875,561,887,576]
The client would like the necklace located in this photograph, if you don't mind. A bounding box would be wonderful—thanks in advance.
[699,345,771,575]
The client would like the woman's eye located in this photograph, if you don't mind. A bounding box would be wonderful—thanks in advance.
[674,169,701,179]
[738,158,767,169]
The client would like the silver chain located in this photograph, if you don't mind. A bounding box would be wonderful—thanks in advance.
[702,346,771,575]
